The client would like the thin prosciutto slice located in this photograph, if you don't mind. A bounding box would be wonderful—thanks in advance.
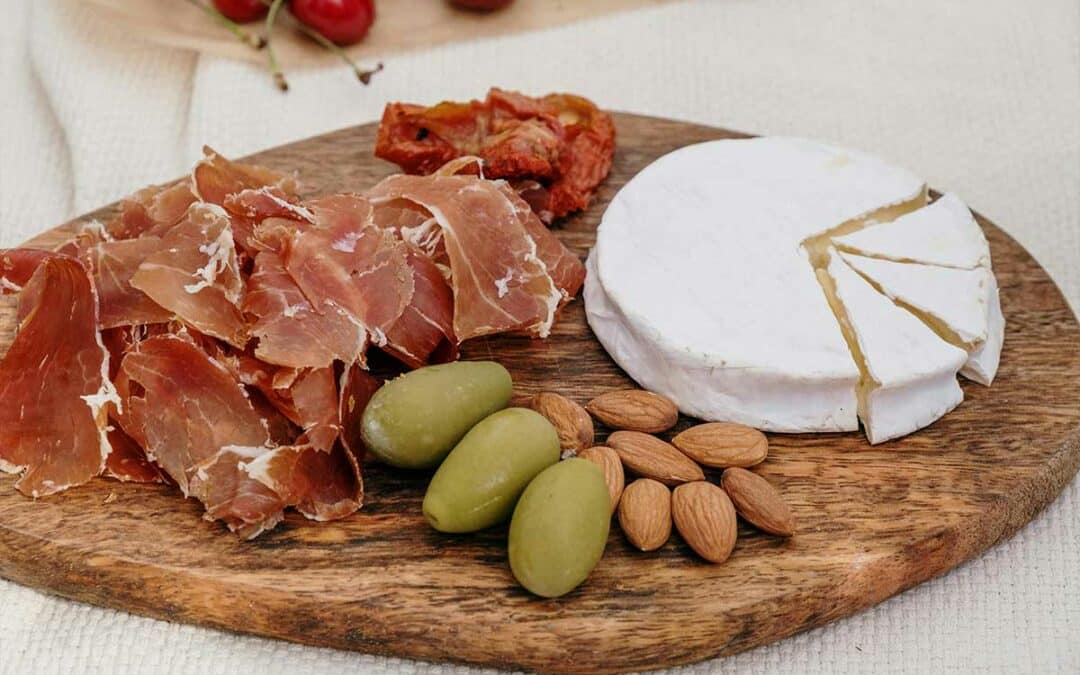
[0,248,56,292]
[338,362,381,459]
[244,251,366,369]
[245,443,362,522]
[367,173,584,339]
[285,195,414,347]
[495,181,586,300]
[192,146,299,206]
[87,238,175,328]
[104,426,165,484]
[131,203,248,347]
[119,334,270,496]
[0,256,115,497]
[189,445,286,539]
[99,181,200,242]
[382,251,457,368]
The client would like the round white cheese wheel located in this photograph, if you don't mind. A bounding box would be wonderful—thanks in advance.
[585,137,984,439]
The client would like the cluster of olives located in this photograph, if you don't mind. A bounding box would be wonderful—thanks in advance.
[360,361,610,598]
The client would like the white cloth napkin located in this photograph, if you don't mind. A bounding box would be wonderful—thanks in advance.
[1,0,1078,672]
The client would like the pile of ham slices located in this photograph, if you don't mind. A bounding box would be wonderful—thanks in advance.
[0,149,585,538]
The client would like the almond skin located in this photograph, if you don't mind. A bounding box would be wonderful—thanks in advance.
[720,468,795,537]
[607,431,705,486]
[530,392,594,456]
[579,446,625,514]
[586,390,679,433]
[672,481,738,563]
[672,423,768,468]
[618,478,672,551]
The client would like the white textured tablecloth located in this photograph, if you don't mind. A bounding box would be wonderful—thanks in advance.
[1,0,1078,672]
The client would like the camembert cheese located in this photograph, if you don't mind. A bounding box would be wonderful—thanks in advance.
[585,138,1005,443]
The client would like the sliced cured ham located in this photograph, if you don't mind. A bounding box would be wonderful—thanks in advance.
[0,248,58,293]
[0,146,586,539]
[108,181,199,240]
[189,445,286,539]
[224,186,315,224]
[245,251,366,368]
[119,334,269,495]
[286,195,414,347]
[338,362,380,459]
[192,146,299,206]
[104,426,165,484]
[223,187,314,256]
[382,251,457,368]
[494,181,586,302]
[0,256,115,497]
[131,203,248,347]
[246,443,363,521]
[86,238,175,328]
[368,173,582,339]
[266,366,342,451]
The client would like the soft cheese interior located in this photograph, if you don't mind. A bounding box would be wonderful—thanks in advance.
[586,137,1005,443]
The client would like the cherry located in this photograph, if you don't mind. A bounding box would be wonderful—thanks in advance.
[449,0,514,10]
[211,0,269,23]
[289,0,376,46]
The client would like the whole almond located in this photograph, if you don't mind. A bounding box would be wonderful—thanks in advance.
[586,390,679,433]
[672,423,768,468]
[607,431,705,486]
[531,392,594,456]
[720,468,795,537]
[672,481,738,563]
[579,446,625,513]
[618,478,672,551]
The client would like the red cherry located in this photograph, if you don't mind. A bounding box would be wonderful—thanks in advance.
[289,0,376,46]
[211,0,269,23]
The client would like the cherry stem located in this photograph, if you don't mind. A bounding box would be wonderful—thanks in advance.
[265,0,289,91]
[257,0,383,84]
[185,0,266,50]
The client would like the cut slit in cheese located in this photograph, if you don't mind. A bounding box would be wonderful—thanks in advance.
[802,189,928,270]
[839,252,990,347]
[838,251,1003,384]
[823,248,969,444]
[831,192,990,269]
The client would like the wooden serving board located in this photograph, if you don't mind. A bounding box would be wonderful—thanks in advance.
[1,114,1078,673]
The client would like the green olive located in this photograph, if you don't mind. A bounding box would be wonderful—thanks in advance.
[360,361,513,469]
[508,458,611,598]
[423,408,560,533]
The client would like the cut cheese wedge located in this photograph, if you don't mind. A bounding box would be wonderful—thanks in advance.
[839,251,990,346]
[587,137,926,433]
[824,249,969,444]
[832,192,990,269]
[839,251,1003,384]
[961,275,1005,385]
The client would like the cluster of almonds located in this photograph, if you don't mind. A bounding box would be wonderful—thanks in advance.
[530,390,795,564]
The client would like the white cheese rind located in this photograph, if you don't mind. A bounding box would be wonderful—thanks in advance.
[827,250,968,444]
[832,193,990,269]
[585,253,859,432]
[588,137,926,433]
[960,275,1005,385]
[839,251,991,346]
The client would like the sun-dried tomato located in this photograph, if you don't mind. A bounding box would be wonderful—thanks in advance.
[374,88,615,222]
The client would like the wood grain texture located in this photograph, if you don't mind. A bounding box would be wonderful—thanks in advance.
[1,114,1078,673]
